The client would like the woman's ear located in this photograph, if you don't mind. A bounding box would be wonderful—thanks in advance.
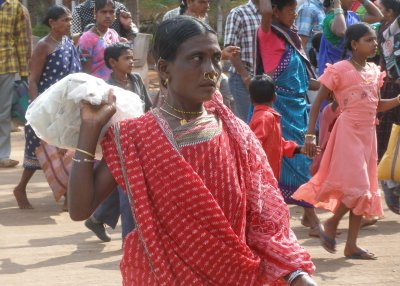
[157,58,169,81]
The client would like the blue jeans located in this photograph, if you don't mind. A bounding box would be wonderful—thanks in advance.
[93,186,136,240]
[228,72,251,122]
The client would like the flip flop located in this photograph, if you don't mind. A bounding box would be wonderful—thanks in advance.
[345,249,377,260]
[318,225,336,254]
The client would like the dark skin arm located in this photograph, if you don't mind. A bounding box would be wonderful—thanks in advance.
[377,95,400,112]
[68,92,118,221]
[28,40,50,100]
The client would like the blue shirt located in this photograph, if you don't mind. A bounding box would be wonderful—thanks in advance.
[296,0,325,54]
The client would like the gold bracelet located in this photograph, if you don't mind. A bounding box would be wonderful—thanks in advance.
[305,134,316,139]
[72,157,95,163]
[397,94,400,104]
[75,148,95,158]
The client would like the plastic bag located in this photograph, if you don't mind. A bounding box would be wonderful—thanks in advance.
[26,73,144,150]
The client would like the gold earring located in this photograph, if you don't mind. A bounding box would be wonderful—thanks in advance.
[164,78,169,86]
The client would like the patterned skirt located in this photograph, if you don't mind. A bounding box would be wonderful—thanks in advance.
[23,125,41,170]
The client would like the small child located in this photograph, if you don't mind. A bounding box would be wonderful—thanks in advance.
[104,42,152,111]
[249,75,310,180]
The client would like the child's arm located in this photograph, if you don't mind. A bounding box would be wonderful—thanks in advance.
[304,84,331,157]
[250,116,272,146]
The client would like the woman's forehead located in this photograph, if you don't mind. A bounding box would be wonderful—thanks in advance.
[178,33,220,52]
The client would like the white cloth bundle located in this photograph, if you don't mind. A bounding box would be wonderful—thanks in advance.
[26,73,144,149]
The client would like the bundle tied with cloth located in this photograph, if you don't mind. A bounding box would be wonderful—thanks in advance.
[26,73,145,150]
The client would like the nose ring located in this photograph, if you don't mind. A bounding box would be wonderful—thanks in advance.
[204,72,218,83]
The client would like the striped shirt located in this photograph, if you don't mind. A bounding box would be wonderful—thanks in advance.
[0,0,28,76]
[224,1,261,75]
[296,0,325,53]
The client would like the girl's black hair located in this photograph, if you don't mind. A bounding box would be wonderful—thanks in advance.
[152,15,216,62]
[380,0,400,17]
[95,0,115,13]
[42,5,71,27]
[104,42,132,69]
[341,22,374,59]
[271,0,297,10]
[249,75,276,104]
[179,0,188,15]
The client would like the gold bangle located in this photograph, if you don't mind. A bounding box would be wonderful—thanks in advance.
[397,94,400,103]
[75,148,95,158]
[305,134,316,139]
[72,157,95,163]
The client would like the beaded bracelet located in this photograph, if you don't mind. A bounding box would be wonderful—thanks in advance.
[305,134,316,140]
[72,157,95,163]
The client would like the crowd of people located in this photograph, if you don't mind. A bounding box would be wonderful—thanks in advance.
[1,0,400,285]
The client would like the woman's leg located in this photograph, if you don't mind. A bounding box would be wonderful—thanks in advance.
[302,207,320,236]
[13,168,36,209]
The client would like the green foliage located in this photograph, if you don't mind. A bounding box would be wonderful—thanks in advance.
[32,24,49,38]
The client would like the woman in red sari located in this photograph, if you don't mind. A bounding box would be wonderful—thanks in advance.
[68,16,316,286]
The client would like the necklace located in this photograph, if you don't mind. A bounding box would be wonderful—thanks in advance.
[114,77,130,88]
[350,58,369,70]
[94,25,105,37]
[49,35,62,44]
[160,107,188,125]
[165,101,204,115]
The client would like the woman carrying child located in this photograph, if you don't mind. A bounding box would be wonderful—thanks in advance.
[293,23,400,259]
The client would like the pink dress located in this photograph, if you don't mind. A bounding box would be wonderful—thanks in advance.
[293,60,385,216]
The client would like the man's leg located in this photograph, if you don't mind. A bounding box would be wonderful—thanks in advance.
[228,72,250,122]
[118,187,136,241]
[85,189,120,242]
[0,73,18,166]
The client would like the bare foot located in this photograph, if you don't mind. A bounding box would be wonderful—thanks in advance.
[360,217,378,228]
[13,186,33,209]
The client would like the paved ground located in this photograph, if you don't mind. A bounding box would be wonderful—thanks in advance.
[1,130,399,285]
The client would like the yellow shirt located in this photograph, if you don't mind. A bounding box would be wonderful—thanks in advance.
[0,0,28,76]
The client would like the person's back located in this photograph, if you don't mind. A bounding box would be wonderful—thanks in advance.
[0,0,29,168]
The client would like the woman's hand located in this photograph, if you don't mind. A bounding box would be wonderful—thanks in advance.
[80,90,117,128]
[292,275,318,286]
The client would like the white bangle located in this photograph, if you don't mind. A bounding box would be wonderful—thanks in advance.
[287,270,308,285]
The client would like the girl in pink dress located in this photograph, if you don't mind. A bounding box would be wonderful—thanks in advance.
[293,23,400,260]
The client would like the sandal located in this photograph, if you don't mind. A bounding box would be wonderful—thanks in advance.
[318,225,337,254]
[345,249,377,260]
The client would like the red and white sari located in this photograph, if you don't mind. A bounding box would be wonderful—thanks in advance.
[101,93,314,285]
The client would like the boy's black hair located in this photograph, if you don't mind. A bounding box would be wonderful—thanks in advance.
[271,0,297,10]
[104,42,133,69]
[249,75,276,104]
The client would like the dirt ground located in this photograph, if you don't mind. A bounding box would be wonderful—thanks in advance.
[1,128,399,286]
